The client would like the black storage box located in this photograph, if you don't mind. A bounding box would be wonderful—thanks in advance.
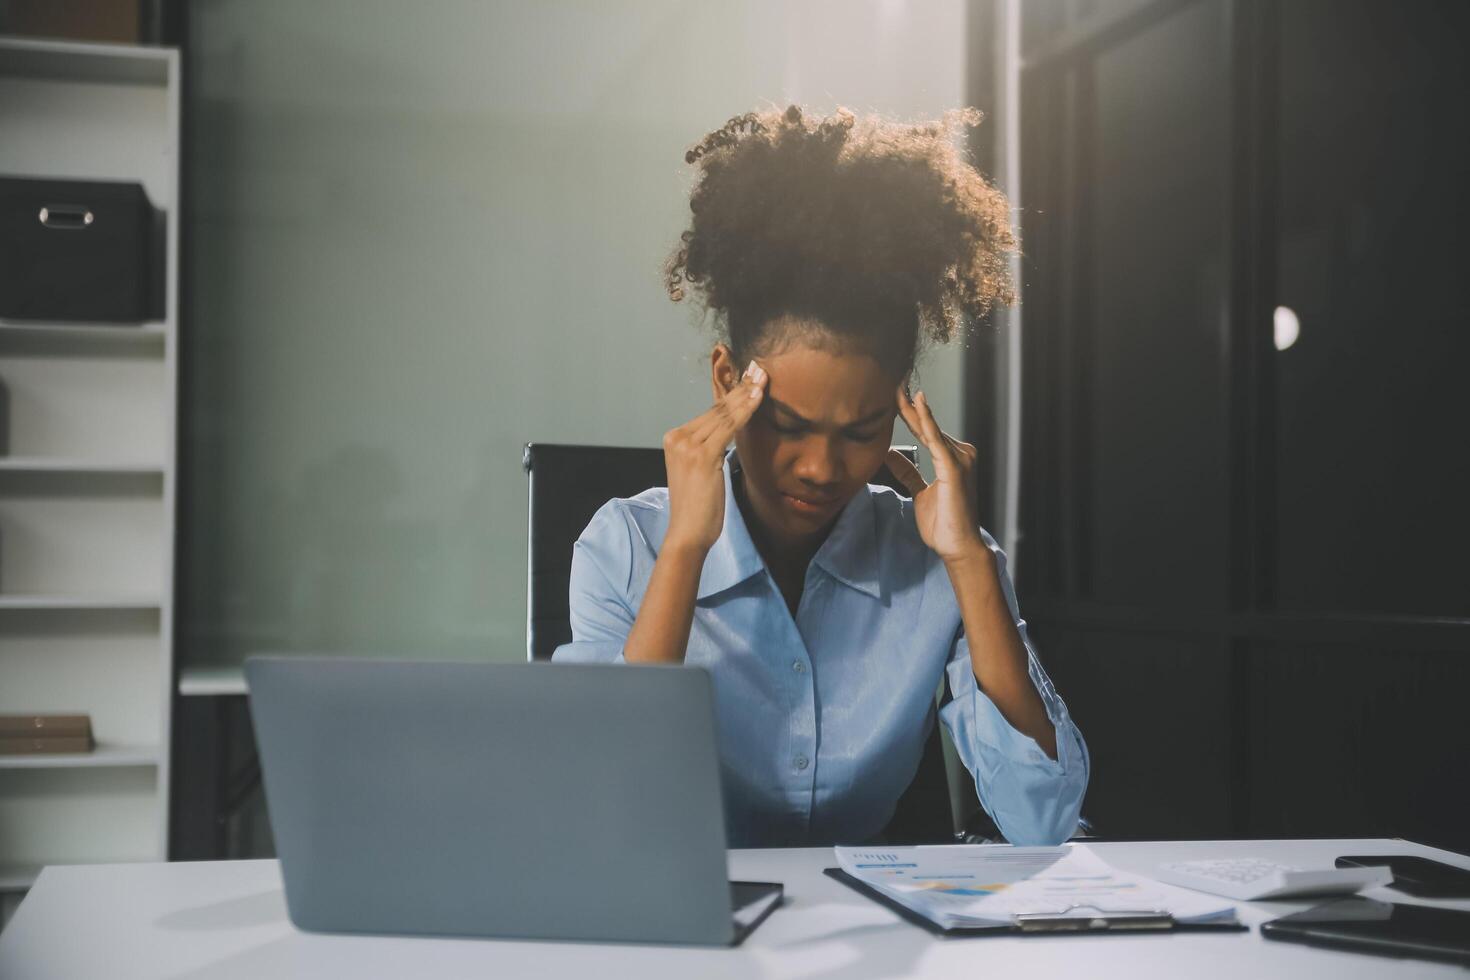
[0,176,165,323]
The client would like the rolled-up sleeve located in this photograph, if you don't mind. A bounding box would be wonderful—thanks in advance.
[550,500,637,664]
[938,531,1090,845]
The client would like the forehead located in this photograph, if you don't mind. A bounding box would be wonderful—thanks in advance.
[760,343,893,424]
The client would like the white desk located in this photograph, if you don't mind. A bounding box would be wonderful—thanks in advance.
[1,838,1466,979]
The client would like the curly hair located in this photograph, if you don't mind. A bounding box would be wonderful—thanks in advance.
[666,104,1016,377]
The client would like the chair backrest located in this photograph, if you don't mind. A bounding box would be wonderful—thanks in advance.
[523,442,918,661]
[523,443,668,662]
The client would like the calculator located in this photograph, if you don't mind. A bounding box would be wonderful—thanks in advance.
[1154,857,1392,901]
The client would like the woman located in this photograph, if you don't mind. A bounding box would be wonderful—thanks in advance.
[553,105,1088,847]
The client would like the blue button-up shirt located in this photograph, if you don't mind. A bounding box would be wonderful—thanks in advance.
[552,450,1089,847]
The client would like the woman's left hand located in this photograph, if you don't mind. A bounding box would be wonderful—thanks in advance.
[888,386,989,564]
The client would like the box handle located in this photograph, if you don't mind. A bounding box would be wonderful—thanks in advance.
[38,205,95,230]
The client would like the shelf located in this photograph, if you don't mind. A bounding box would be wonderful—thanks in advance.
[0,593,161,608]
[0,320,166,336]
[0,458,165,476]
[0,37,174,87]
[0,321,167,356]
[0,743,157,770]
[178,664,248,697]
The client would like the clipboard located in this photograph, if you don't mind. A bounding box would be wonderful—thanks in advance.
[823,868,1248,938]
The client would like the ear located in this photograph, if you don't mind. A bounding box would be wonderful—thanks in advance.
[885,448,927,496]
[710,343,741,400]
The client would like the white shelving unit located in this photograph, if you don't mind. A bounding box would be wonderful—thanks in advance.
[0,37,180,907]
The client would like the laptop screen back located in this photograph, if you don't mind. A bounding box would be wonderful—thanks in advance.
[245,657,735,944]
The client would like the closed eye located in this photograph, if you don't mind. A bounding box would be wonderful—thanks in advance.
[764,396,890,438]
[768,412,882,440]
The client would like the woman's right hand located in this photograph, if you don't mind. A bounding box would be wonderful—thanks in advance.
[661,360,768,553]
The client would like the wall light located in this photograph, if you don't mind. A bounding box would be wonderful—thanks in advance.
[1274,305,1300,351]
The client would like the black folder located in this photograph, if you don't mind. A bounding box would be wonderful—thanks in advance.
[824,868,1248,938]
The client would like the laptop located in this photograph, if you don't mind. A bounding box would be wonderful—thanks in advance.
[244,656,783,945]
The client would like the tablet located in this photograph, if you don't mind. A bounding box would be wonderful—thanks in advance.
[1261,897,1470,966]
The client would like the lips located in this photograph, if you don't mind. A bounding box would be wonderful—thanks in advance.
[782,492,838,515]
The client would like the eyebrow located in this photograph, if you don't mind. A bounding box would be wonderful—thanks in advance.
[766,397,891,430]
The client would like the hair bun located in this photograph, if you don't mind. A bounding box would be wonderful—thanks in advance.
[665,104,1016,376]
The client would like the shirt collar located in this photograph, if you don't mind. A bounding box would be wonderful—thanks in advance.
[694,449,883,602]
[694,450,767,600]
[810,480,883,600]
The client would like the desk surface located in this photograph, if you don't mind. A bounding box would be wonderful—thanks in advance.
[2,838,1467,979]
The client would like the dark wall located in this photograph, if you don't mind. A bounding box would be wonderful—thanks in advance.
[1009,0,1470,851]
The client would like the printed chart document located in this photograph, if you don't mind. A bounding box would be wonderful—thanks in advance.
[835,844,1239,931]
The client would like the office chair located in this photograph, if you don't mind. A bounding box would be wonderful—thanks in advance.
[522,441,1009,845]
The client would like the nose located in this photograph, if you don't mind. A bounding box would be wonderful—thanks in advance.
[793,436,844,490]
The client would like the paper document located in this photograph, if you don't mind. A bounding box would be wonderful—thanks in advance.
[835,844,1238,930]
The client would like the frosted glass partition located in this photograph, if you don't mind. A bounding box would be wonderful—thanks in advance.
[182,0,971,668]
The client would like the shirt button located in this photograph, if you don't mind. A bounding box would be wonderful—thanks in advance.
[792,660,806,673]
[794,754,809,770]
